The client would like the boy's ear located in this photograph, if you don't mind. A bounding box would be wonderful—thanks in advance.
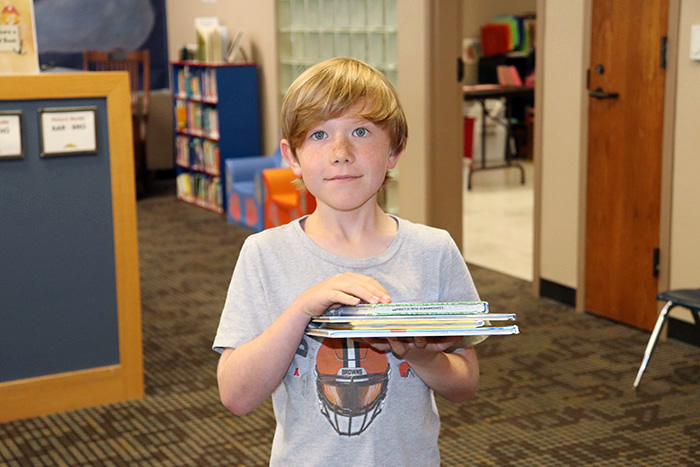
[387,147,403,169]
[280,138,303,176]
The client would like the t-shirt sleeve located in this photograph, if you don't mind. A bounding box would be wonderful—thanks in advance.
[438,232,488,349]
[212,236,271,353]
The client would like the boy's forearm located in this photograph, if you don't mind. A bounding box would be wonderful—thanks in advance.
[406,348,479,403]
[217,305,310,416]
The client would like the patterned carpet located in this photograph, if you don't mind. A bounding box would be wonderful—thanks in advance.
[1,181,699,466]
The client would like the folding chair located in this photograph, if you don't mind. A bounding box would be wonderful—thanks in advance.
[633,288,700,388]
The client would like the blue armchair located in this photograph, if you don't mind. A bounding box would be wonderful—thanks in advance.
[225,146,282,231]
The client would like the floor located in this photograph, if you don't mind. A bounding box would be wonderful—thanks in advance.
[462,159,534,282]
[3,186,699,466]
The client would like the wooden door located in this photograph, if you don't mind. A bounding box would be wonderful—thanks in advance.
[585,0,668,331]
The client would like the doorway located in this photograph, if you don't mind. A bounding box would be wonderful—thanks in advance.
[462,1,537,282]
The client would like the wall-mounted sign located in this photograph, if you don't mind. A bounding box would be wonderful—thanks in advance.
[0,110,23,159]
[39,107,98,157]
[0,0,39,74]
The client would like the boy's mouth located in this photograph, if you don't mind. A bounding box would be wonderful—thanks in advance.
[326,175,362,181]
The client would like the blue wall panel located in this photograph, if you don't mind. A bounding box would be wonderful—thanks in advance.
[0,98,120,383]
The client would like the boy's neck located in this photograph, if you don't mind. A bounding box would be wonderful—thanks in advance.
[301,203,398,259]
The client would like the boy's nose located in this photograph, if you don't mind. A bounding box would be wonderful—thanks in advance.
[329,137,354,164]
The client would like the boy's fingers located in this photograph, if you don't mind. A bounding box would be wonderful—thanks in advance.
[413,337,427,349]
[359,338,392,352]
[333,274,390,304]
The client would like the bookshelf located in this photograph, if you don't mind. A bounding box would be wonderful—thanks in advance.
[172,62,261,213]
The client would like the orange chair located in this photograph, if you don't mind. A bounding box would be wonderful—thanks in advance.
[261,168,316,229]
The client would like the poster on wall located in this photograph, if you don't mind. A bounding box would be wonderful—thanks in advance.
[0,111,23,159]
[0,0,39,74]
[39,107,98,157]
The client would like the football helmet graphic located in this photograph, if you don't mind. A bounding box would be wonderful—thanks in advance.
[315,338,390,436]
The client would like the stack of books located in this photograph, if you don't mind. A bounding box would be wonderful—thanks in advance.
[305,301,518,338]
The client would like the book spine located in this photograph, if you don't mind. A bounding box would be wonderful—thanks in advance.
[329,302,489,316]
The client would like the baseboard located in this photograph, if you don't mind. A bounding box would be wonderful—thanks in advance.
[539,278,576,307]
[668,317,700,347]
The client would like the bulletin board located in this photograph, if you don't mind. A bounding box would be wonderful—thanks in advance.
[0,72,143,423]
[0,97,117,381]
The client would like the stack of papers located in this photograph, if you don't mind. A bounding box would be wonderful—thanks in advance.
[305,301,519,338]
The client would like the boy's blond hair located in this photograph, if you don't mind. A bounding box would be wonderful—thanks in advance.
[281,57,408,161]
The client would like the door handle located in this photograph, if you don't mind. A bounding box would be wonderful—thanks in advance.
[589,87,619,99]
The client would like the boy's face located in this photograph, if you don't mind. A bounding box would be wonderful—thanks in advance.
[281,103,401,213]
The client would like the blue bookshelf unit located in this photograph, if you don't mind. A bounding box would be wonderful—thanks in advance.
[172,62,261,213]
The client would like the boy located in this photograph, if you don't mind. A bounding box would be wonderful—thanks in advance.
[213,58,484,466]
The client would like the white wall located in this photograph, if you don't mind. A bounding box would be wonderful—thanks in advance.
[397,0,429,224]
[165,0,280,154]
[538,0,586,289]
[669,0,700,321]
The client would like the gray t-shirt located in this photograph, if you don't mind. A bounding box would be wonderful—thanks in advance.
[213,216,483,467]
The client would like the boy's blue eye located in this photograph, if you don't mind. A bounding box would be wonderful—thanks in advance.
[311,131,326,140]
[353,128,369,137]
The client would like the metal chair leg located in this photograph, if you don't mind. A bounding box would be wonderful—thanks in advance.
[633,301,674,388]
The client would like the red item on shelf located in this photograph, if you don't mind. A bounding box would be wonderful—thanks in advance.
[480,23,511,57]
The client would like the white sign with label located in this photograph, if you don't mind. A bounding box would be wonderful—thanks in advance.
[0,113,22,159]
[40,108,97,156]
[0,25,21,54]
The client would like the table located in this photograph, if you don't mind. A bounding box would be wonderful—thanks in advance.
[463,84,534,190]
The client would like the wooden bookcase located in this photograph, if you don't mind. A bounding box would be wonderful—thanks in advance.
[172,62,261,214]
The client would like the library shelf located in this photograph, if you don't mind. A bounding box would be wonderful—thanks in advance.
[172,61,261,214]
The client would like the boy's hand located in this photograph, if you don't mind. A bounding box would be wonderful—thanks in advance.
[360,336,463,366]
[294,272,391,318]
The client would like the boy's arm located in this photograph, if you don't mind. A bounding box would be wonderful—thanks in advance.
[217,306,312,416]
[217,272,391,416]
[362,337,479,403]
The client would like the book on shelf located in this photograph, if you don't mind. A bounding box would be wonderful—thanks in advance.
[191,138,205,171]
[176,172,223,213]
[305,301,519,339]
[203,140,219,175]
[203,107,219,139]
[176,69,187,96]
[175,135,189,167]
[195,17,228,64]
[175,101,187,131]
[201,68,218,101]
